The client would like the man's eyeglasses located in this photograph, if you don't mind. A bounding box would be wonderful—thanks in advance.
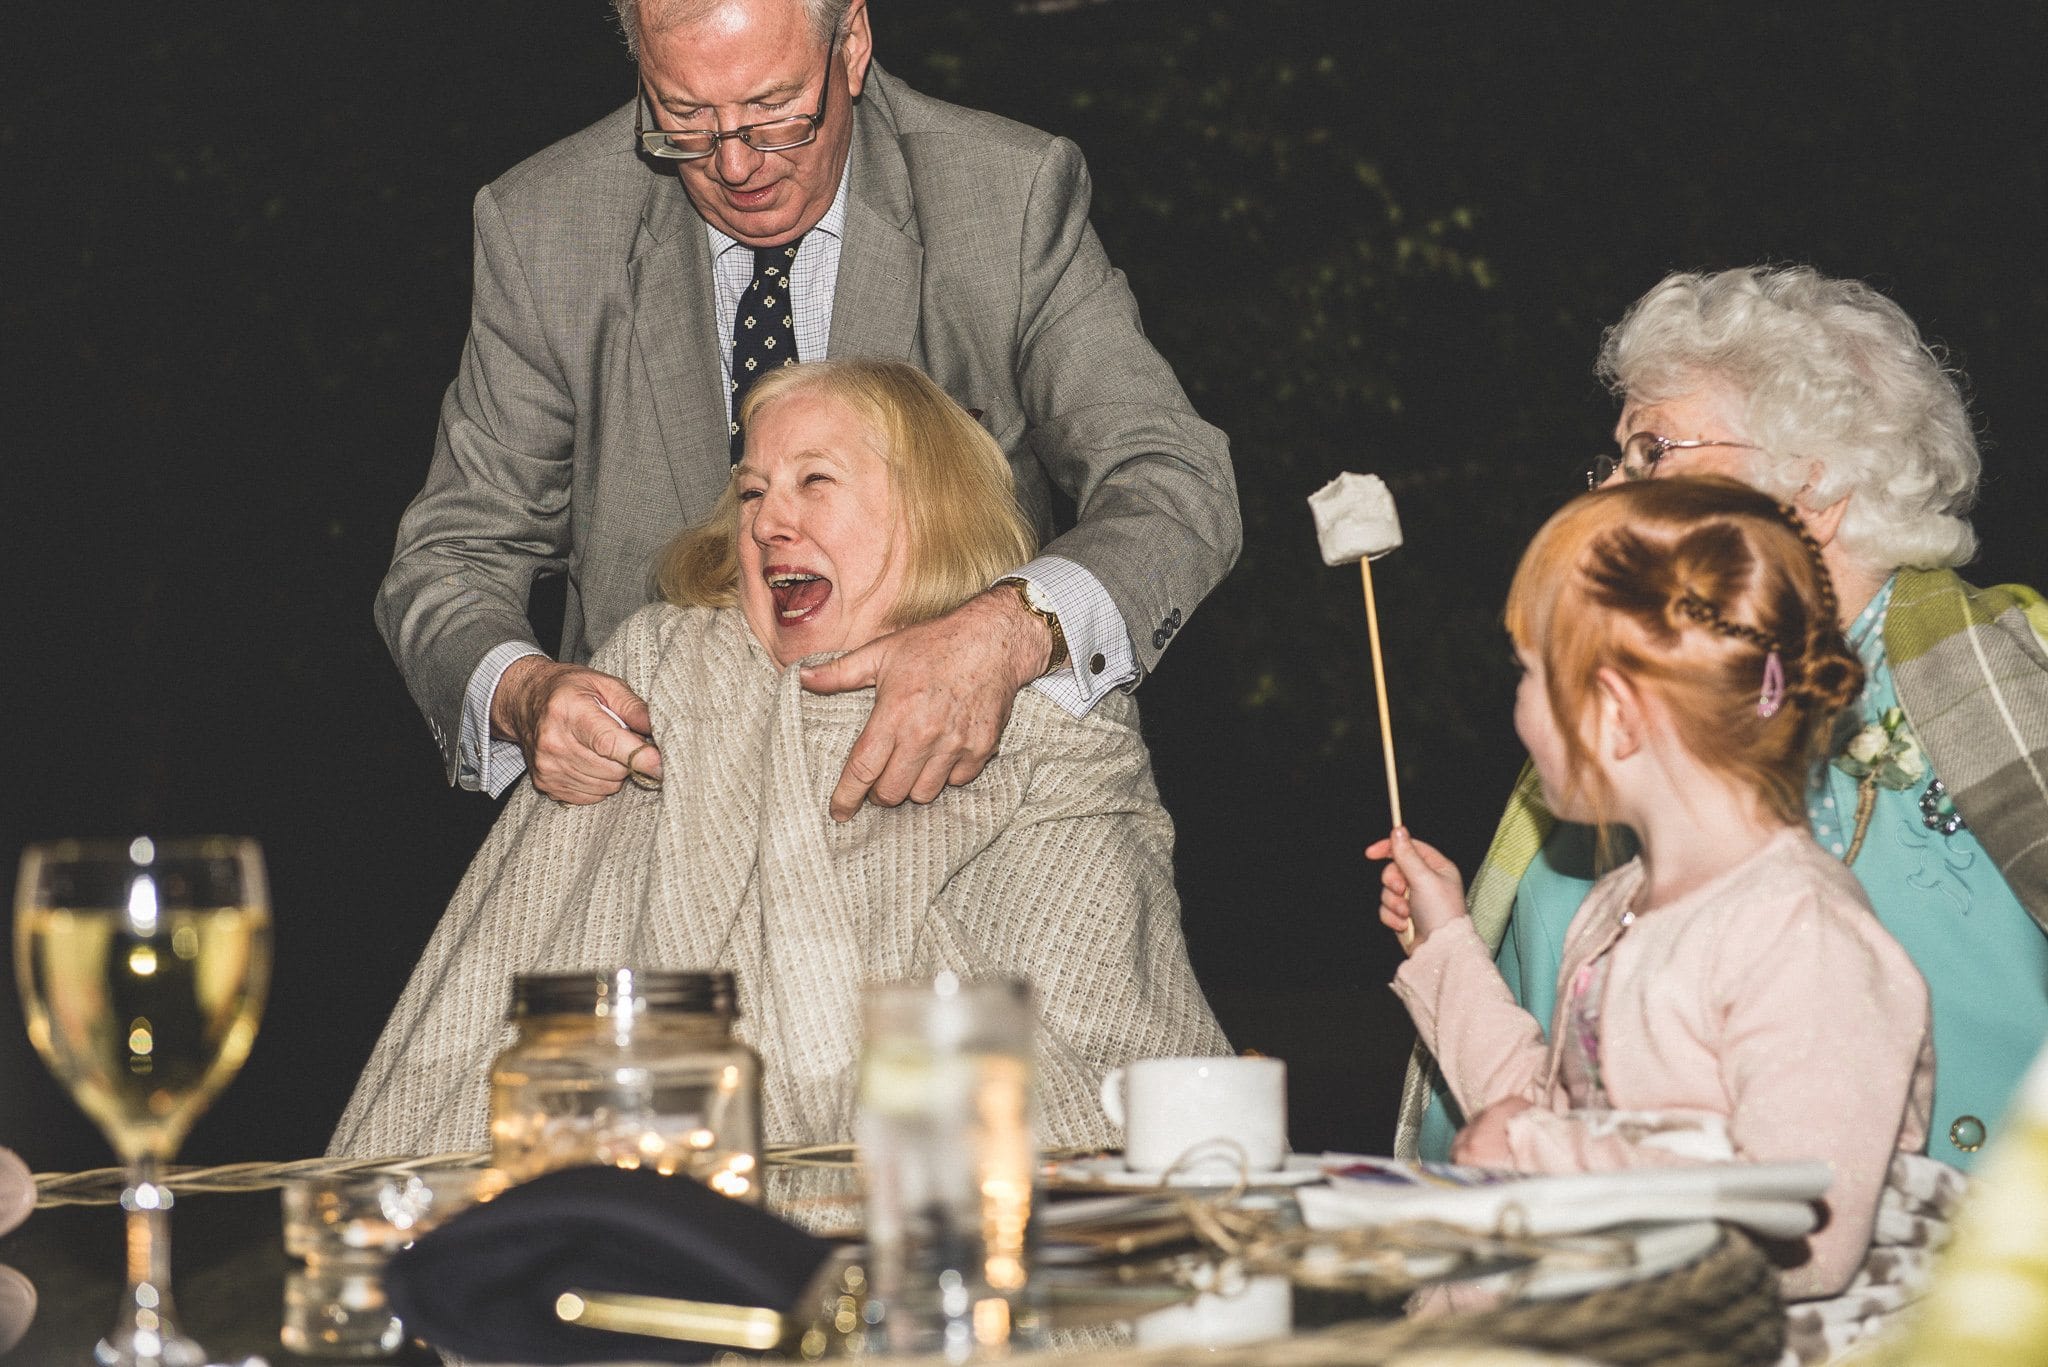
[1586,431,1761,489]
[636,35,837,160]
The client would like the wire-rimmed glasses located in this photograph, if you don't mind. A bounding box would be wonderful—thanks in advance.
[635,34,837,161]
[1586,431,1762,488]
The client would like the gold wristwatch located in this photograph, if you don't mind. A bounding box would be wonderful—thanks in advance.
[995,576,1069,675]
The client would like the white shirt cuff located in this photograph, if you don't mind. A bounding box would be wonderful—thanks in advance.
[1004,556,1136,716]
[459,642,549,796]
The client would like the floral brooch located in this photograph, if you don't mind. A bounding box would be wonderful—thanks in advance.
[1835,713,1957,860]
[1833,707,1926,790]
[1830,708,1965,861]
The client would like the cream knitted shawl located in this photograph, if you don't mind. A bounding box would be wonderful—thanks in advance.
[331,604,1226,1160]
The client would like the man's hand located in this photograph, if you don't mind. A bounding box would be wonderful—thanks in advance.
[799,587,1052,822]
[492,656,664,804]
[1451,1097,1536,1168]
[1363,827,1468,950]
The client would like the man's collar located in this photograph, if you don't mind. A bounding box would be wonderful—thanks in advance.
[845,64,912,232]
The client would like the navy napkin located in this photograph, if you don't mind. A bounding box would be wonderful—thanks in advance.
[383,1165,835,1364]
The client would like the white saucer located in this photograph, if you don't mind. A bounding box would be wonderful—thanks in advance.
[1046,1154,1328,1190]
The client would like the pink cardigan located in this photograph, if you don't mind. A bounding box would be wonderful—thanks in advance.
[1394,827,1934,1299]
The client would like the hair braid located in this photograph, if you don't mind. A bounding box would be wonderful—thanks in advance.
[1674,591,1782,654]
[1664,500,1862,718]
[1765,499,1864,715]
[1771,499,1840,628]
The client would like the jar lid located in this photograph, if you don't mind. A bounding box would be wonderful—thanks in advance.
[510,968,737,1019]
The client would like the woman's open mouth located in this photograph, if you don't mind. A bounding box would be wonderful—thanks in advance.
[766,570,831,622]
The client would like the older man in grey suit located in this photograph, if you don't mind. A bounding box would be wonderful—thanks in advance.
[376,0,1238,816]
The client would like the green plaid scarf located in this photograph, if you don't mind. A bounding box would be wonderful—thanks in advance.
[1886,568,2048,932]
[1392,568,2048,1157]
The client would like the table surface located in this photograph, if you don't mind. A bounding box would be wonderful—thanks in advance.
[0,1182,1427,1365]
[3,1176,1700,1366]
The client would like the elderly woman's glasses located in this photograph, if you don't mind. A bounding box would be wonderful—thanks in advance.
[636,35,837,160]
[1586,431,1761,489]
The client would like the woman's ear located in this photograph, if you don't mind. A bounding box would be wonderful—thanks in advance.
[1795,465,1851,548]
[1593,666,1646,762]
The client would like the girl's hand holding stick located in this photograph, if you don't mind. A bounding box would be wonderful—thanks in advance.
[1364,828,1468,951]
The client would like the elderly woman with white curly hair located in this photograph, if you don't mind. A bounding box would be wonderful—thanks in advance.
[1400,266,2048,1186]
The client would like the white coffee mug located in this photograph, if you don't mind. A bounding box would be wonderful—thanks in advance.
[1099,1056,1287,1174]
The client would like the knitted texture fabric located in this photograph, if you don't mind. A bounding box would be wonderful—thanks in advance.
[331,605,1227,1160]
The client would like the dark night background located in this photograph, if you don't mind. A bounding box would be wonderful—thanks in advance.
[4,0,2045,1183]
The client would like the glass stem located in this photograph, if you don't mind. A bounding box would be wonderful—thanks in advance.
[110,1153,202,1367]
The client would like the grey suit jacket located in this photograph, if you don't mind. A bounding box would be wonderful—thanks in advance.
[376,65,1240,782]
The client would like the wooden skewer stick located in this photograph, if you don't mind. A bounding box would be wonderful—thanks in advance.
[1360,558,1414,951]
[1360,558,1403,827]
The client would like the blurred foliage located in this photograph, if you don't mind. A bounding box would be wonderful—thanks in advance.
[889,0,1522,768]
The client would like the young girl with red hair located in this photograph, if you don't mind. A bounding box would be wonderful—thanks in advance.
[1373,476,1939,1320]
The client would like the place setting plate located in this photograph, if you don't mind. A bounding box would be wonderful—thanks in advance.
[1042,1153,1333,1191]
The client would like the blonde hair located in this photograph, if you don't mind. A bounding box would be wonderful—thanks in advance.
[658,360,1036,627]
[1505,476,1863,831]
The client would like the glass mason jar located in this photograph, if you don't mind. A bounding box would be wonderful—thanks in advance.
[488,968,763,1201]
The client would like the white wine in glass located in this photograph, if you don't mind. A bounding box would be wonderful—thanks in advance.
[15,836,271,1367]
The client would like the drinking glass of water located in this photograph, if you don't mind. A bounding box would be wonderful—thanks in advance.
[856,973,1036,1359]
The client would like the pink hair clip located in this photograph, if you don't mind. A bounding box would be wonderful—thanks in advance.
[1757,649,1786,719]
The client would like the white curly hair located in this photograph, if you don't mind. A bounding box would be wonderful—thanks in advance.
[611,0,852,61]
[1597,266,1981,575]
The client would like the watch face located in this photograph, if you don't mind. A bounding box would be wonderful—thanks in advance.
[999,577,1065,672]
[999,576,1052,615]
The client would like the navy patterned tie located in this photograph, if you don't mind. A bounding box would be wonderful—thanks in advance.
[728,237,803,462]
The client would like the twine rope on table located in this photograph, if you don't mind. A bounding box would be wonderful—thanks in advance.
[1026,1144,1781,1366]
[34,1152,495,1206]
[1146,1174,1640,1303]
[31,1144,1111,1207]
[1035,1144,1648,1309]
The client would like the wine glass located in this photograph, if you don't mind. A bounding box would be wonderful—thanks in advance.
[14,837,272,1367]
